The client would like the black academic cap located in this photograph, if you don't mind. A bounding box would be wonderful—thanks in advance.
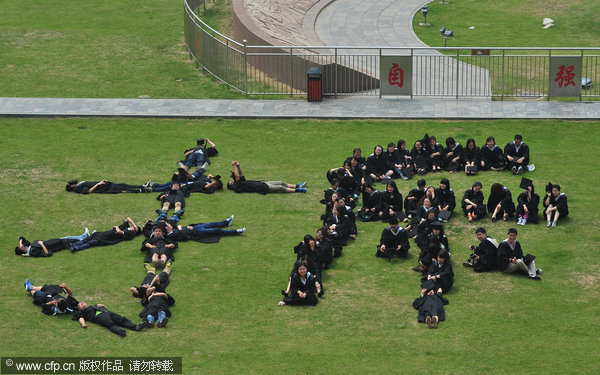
[67,180,78,185]
[420,279,436,292]
[519,177,533,190]
[171,173,181,183]
[438,250,450,259]
[545,181,553,193]
[430,222,443,229]
[196,138,205,145]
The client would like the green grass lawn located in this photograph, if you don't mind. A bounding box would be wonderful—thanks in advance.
[1,118,599,374]
[0,0,241,99]
[413,0,600,47]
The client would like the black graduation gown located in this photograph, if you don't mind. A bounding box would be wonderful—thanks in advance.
[33,285,78,315]
[474,237,498,272]
[23,238,74,257]
[426,261,454,293]
[480,145,504,169]
[462,189,486,219]
[141,236,178,262]
[73,181,142,194]
[283,272,319,306]
[156,188,188,208]
[411,147,429,170]
[545,193,569,217]
[376,226,410,258]
[463,146,480,166]
[435,187,456,212]
[358,190,382,222]
[404,188,426,217]
[182,177,216,194]
[428,143,445,169]
[139,294,175,319]
[412,293,448,322]
[78,222,137,249]
[366,154,390,177]
[444,144,464,171]
[232,176,269,194]
[487,187,516,217]
[380,191,403,221]
[166,225,225,244]
[497,239,524,271]
[516,191,540,223]
[504,142,530,168]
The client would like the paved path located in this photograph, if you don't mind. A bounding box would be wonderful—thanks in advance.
[314,0,428,48]
[1,97,599,119]
[313,0,491,97]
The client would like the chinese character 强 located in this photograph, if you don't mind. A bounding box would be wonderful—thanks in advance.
[554,65,575,88]
[389,63,404,87]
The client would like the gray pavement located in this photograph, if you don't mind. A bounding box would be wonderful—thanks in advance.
[313,0,490,97]
[1,97,599,119]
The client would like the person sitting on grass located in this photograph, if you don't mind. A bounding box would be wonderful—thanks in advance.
[277,263,321,306]
[543,184,568,227]
[462,138,480,175]
[487,183,516,222]
[376,217,410,259]
[516,178,540,225]
[357,183,381,222]
[424,250,454,293]
[366,145,394,182]
[480,136,504,171]
[504,134,529,175]
[72,302,145,337]
[463,227,498,272]
[404,178,427,218]
[427,136,445,172]
[444,137,463,173]
[413,280,449,329]
[15,229,89,257]
[69,217,141,253]
[378,180,404,222]
[227,160,306,194]
[497,228,542,280]
[25,280,78,316]
[462,181,486,222]
[435,178,456,222]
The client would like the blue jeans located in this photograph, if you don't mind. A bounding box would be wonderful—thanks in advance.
[70,238,100,251]
[184,149,208,168]
[187,220,237,235]
[146,310,166,324]
[61,231,89,241]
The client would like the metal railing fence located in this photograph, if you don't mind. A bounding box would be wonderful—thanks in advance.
[184,0,600,100]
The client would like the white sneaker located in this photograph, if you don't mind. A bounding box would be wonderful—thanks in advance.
[84,227,90,235]
[277,301,285,306]
[517,217,523,225]
[236,228,246,234]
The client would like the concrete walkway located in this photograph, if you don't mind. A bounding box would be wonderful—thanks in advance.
[1,97,599,119]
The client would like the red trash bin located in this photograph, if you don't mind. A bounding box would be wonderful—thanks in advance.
[307,67,322,102]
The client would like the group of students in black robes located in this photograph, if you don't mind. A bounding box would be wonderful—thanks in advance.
[327,134,530,187]
[463,227,543,280]
[277,172,359,306]
[461,178,568,227]
[20,137,253,334]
